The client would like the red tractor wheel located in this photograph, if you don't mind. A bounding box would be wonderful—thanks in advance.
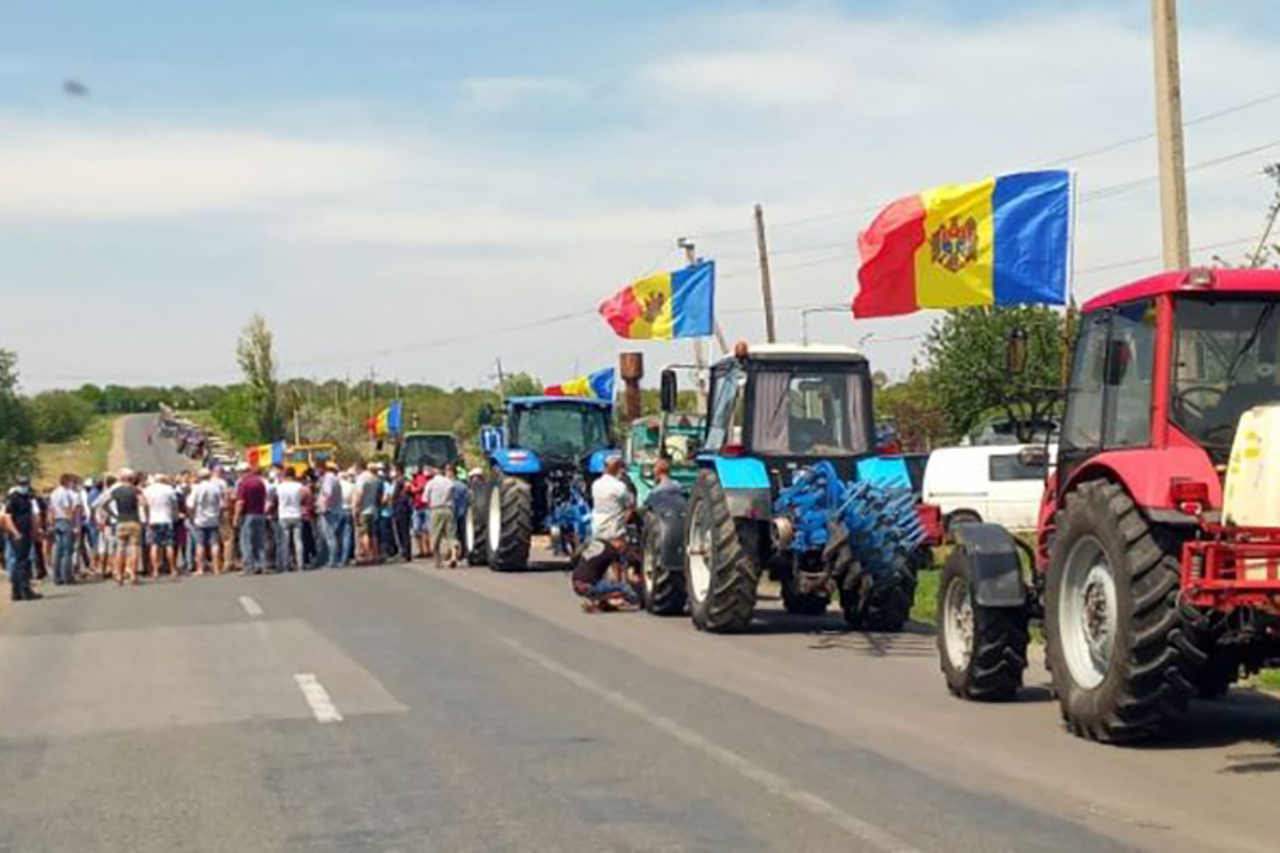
[1044,480,1205,743]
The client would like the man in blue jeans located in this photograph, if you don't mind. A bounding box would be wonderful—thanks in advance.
[49,473,81,585]
[233,466,269,575]
[317,462,343,567]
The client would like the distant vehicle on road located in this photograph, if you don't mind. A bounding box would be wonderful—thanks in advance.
[395,431,461,474]
[283,443,338,476]
[624,414,704,504]
[922,444,1051,532]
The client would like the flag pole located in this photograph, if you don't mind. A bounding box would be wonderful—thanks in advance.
[1060,171,1080,388]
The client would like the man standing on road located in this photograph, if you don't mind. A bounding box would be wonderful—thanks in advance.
[317,462,342,567]
[49,474,81,585]
[187,469,225,575]
[234,465,268,575]
[591,455,635,545]
[107,470,147,585]
[5,477,40,601]
[352,463,381,565]
[424,464,459,568]
[646,459,684,503]
[275,468,307,571]
[144,474,179,579]
[408,467,431,559]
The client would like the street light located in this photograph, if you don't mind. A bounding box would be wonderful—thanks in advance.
[800,305,850,345]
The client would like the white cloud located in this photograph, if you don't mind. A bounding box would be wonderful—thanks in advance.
[460,76,585,112]
[0,123,397,220]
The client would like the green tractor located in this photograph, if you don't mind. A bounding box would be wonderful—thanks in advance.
[624,414,705,504]
[395,431,462,473]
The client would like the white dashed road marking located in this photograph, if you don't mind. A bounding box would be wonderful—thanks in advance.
[294,674,343,723]
[497,635,920,853]
[239,596,264,617]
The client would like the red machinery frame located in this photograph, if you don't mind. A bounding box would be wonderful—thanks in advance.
[1182,526,1280,615]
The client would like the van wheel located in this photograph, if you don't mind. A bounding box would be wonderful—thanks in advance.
[945,510,982,540]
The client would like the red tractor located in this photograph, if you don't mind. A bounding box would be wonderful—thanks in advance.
[937,268,1280,743]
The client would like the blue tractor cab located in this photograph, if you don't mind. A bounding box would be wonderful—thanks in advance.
[466,396,617,571]
[649,344,924,632]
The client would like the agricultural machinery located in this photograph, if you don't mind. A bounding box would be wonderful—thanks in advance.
[642,343,926,631]
[938,268,1280,743]
[395,431,461,474]
[466,396,616,571]
[624,413,706,504]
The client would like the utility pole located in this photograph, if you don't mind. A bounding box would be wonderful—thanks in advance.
[493,358,507,396]
[754,204,778,343]
[678,238,711,408]
[1152,0,1191,269]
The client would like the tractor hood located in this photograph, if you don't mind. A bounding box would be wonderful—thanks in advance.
[491,448,544,475]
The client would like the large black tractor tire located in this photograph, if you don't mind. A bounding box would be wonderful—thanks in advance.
[1044,480,1204,743]
[1196,650,1238,700]
[465,483,489,566]
[642,520,687,616]
[488,475,533,573]
[781,581,830,616]
[685,470,760,633]
[937,546,1029,701]
[842,558,916,632]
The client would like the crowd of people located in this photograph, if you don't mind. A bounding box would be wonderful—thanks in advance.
[2,457,476,603]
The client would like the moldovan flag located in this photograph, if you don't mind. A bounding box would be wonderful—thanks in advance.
[853,171,1072,318]
[545,367,616,401]
[599,261,715,340]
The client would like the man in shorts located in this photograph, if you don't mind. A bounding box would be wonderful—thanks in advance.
[187,469,225,575]
[108,470,147,585]
[144,473,179,579]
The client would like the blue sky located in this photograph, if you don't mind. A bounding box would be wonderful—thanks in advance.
[3,1,1280,389]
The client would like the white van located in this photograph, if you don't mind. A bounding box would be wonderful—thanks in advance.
[922,444,1052,532]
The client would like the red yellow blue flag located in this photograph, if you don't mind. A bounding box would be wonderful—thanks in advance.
[854,171,1072,318]
[545,367,615,401]
[370,401,403,438]
[599,261,715,340]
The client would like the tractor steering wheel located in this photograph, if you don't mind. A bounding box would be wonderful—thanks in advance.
[1173,384,1225,422]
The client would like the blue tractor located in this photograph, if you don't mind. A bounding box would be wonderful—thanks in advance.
[465,396,617,572]
[647,344,925,632]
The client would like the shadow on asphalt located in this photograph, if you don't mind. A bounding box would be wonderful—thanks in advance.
[1122,691,1280,772]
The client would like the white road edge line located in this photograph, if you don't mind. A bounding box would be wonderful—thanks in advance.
[294,674,344,723]
[239,595,264,617]
[496,635,920,853]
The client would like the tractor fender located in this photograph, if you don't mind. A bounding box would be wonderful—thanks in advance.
[706,457,772,521]
[491,448,543,476]
[951,523,1027,608]
[644,490,688,570]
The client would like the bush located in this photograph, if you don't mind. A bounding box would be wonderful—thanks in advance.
[28,390,95,443]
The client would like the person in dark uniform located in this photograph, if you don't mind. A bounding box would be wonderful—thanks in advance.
[5,477,41,601]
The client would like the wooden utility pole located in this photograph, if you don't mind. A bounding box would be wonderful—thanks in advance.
[1152,0,1191,270]
[754,204,778,343]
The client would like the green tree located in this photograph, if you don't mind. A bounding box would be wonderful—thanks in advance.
[236,314,284,442]
[28,390,95,443]
[0,351,37,483]
[925,306,1065,442]
[875,370,951,451]
[503,372,542,397]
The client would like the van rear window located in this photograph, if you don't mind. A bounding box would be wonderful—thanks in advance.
[988,454,1046,482]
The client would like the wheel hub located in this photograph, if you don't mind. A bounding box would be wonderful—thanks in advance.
[488,489,502,554]
[942,576,975,672]
[687,508,712,603]
[1059,536,1118,691]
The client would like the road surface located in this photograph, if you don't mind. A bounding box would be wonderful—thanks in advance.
[0,543,1277,852]
[113,413,198,475]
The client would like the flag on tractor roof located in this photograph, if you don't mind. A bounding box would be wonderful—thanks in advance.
[853,170,1072,318]
[545,367,616,401]
[599,260,715,340]
[368,400,403,438]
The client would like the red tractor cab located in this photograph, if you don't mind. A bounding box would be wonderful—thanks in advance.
[937,268,1280,743]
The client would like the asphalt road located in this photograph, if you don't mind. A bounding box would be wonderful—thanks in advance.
[0,549,1277,852]
[118,413,198,475]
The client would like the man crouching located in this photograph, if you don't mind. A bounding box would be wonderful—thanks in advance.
[572,455,640,612]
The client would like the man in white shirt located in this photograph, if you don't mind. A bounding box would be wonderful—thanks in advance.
[49,474,82,585]
[144,474,179,579]
[187,469,225,575]
[591,455,634,543]
[275,468,307,571]
[423,465,459,568]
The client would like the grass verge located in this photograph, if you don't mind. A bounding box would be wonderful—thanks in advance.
[35,417,115,489]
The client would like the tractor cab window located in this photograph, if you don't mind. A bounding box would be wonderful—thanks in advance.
[1062,302,1156,454]
[1173,296,1280,458]
[705,369,747,452]
[1061,312,1109,451]
[751,368,870,457]
[509,404,611,462]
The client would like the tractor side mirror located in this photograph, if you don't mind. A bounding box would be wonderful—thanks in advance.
[660,369,678,413]
[1006,327,1029,376]
[477,403,495,425]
